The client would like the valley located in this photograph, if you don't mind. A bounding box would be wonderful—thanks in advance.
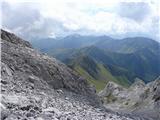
[31,35,160,91]
[1,29,160,120]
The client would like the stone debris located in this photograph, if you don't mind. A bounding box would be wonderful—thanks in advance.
[0,29,141,120]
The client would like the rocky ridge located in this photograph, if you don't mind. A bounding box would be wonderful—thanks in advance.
[0,29,136,120]
[98,77,160,120]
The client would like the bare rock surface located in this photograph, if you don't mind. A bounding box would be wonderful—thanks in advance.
[99,78,160,120]
[0,29,136,120]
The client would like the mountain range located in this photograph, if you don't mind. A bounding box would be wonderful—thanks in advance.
[1,29,160,120]
[1,29,109,120]
[31,34,160,91]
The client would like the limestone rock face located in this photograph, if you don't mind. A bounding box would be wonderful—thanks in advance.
[99,77,160,120]
[98,81,125,97]
[1,29,135,120]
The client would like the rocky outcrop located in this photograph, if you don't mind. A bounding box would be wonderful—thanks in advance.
[99,78,160,120]
[98,81,126,98]
[1,29,32,48]
[1,29,135,120]
[1,29,100,102]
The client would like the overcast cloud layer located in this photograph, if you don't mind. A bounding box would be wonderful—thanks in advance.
[1,0,160,41]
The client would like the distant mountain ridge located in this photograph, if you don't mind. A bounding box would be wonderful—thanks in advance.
[31,35,159,53]
[2,29,157,120]
[31,34,160,90]
[96,37,159,53]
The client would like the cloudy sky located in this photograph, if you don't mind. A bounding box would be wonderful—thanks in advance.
[1,0,160,41]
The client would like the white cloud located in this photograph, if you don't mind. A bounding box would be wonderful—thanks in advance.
[1,0,160,41]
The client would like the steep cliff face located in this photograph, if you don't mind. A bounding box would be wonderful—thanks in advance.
[99,77,160,120]
[1,30,135,120]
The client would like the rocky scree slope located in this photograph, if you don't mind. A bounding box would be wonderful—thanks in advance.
[0,29,135,120]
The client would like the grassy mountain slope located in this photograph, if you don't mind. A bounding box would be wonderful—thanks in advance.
[31,35,160,89]
[106,48,159,82]
[51,45,159,83]
[66,55,131,91]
